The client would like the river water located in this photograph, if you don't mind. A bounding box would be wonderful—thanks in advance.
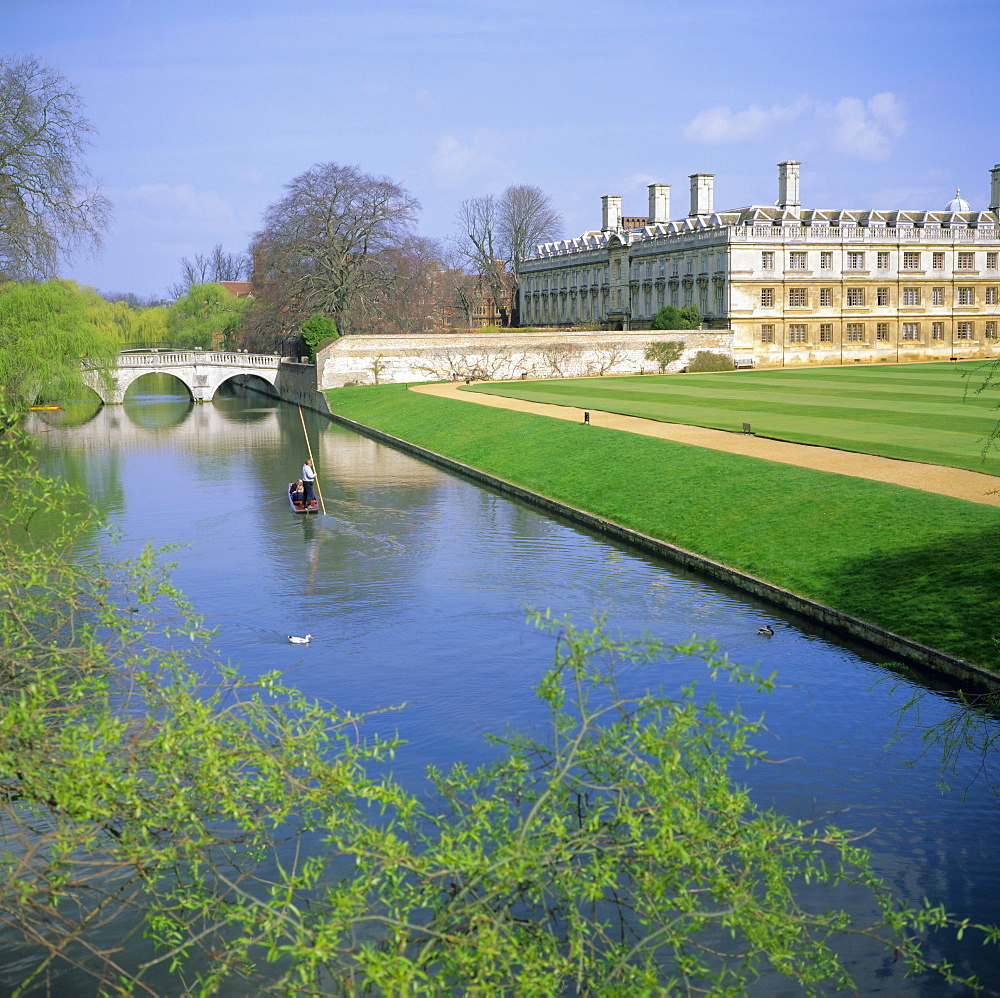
[25,377,1000,994]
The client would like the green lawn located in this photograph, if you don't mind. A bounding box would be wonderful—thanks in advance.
[326,384,1000,671]
[465,361,1000,476]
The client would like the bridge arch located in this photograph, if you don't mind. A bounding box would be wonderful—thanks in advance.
[83,351,281,405]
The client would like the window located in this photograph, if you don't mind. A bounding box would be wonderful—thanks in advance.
[788,251,807,270]
[956,322,974,339]
[819,324,833,342]
[847,252,864,269]
[670,288,678,306]
[932,322,944,340]
[902,323,919,340]
[876,287,889,306]
[788,324,807,343]
[957,252,975,270]
[986,322,997,339]
[902,251,920,270]
[846,323,865,341]
[846,288,865,307]
[658,260,665,277]
[716,252,725,271]
[876,323,889,341]
[878,251,890,269]
[686,258,693,275]
[819,288,832,307]
[932,252,945,269]
[986,287,998,305]
[761,288,774,307]
[761,324,775,343]
[987,252,998,270]
[932,287,944,306]
[902,288,920,306]
[788,288,807,307]
[715,288,724,313]
[762,251,774,269]
[820,251,833,269]
[957,287,975,305]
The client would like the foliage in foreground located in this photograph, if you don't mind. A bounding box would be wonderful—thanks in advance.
[0,432,997,995]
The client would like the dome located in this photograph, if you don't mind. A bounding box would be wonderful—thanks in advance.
[946,187,971,213]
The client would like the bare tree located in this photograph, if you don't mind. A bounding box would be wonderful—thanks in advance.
[0,55,111,281]
[372,234,444,334]
[455,194,508,325]
[499,184,561,324]
[455,184,561,327]
[253,162,419,336]
[170,243,251,298]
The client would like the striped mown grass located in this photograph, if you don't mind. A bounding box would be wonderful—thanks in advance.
[326,384,1000,671]
[466,361,1000,476]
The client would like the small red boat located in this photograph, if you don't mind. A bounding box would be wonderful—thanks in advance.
[288,482,318,514]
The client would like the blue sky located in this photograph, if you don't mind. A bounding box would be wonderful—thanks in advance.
[7,0,998,299]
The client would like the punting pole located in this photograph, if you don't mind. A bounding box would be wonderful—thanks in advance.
[298,406,327,515]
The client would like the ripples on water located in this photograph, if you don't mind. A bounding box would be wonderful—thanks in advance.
[26,381,1000,994]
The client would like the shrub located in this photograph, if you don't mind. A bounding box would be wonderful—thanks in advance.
[644,340,684,373]
[301,313,338,359]
[686,350,735,372]
[652,305,702,330]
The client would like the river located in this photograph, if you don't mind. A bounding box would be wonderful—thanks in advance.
[24,376,1000,994]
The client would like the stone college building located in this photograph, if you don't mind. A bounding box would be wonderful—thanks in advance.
[519,162,1000,366]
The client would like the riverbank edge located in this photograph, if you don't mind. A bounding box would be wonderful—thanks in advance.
[311,397,998,692]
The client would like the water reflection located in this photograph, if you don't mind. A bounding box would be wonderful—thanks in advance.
[26,386,1000,994]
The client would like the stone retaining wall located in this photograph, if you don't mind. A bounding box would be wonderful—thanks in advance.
[322,408,1000,692]
[316,330,733,388]
[234,361,331,414]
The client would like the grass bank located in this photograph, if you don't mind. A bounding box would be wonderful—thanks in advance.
[467,362,1000,476]
[325,384,1000,671]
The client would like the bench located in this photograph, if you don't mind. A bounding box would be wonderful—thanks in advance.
[734,357,755,369]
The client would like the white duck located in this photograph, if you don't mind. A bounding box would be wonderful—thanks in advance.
[288,634,313,644]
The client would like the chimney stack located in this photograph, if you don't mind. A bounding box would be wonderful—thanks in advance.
[778,161,801,211]
[991,164,1000,214]
[602,194,622,232]
[648,184,671,224]
[689,174,714,216]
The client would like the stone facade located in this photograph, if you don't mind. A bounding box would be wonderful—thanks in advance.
[316,330,732,388]
[520,162,1000,367]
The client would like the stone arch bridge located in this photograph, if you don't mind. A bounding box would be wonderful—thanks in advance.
[83,350,283,404]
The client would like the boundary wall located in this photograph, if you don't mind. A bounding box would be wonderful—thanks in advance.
[316,330,732,388]
[319,406,1000,692]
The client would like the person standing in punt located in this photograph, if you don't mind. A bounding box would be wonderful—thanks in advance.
[301,458,317,505]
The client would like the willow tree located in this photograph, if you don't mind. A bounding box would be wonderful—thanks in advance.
[166,282,252,350]
[0,280,119,418]
[0,56,111,281]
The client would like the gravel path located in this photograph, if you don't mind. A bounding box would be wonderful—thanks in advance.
[412,381,1000,508]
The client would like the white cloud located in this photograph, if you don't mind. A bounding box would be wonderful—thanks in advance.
[819,92,906,161]
[683,93,906,161]
[427,131,505,187]
[116,183,235,228]
[683,99,811,144]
